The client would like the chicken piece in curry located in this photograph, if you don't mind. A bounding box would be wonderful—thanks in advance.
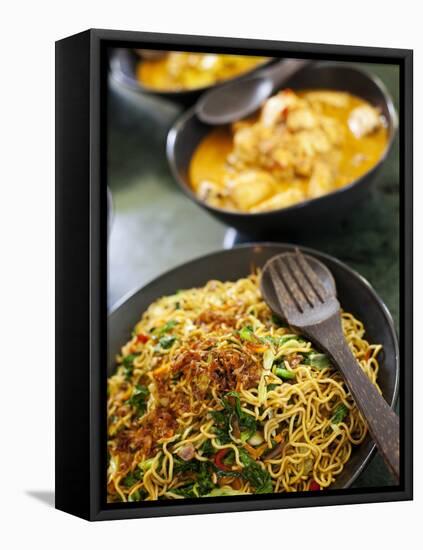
[189,89,389,213]
[137,52,268,91]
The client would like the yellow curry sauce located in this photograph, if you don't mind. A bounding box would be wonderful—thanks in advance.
[137,52,268,91]
[189,90,388,213]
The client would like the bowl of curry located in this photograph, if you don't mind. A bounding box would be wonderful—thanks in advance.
[167,62,398,236]
[110,48,273,105]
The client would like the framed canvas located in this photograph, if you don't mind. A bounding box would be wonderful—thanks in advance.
[55,29,413,521]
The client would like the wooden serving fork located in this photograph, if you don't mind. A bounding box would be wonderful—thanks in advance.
[260,250,400,481]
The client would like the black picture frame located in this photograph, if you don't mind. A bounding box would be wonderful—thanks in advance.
[55,28,413,521]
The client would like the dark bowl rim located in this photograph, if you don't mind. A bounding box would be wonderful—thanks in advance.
[166,62,399,219]
[109,48,277,98]
[108,242,400,488]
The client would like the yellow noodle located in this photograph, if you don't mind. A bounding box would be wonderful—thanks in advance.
[107,273,381,502]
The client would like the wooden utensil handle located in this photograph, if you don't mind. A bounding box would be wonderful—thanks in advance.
[305,315,400,481]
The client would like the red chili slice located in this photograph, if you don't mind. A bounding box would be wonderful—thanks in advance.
[136,333,149,344]
[309,480,320,491]
[214,449,231,471]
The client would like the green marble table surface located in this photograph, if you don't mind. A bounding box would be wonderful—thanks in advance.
[107,61,399,489]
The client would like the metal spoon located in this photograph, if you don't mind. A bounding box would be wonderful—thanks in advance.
[195,58,311,125]
[260,250,400,481]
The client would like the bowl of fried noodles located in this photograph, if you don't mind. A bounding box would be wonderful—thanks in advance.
[107,244,399,503]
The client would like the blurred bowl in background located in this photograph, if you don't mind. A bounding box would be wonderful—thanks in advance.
[167,62,398,237]
[109,48,275,106]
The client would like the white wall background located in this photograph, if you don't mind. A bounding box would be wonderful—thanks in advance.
[0,1,420,548]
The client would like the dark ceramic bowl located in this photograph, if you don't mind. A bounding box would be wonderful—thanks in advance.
[109,48,275,106]
[167,62,398,236]
[108,243,399,489]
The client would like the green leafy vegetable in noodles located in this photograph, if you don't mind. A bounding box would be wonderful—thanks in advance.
[158,335,177,349]
[239,326,255,342]
[211,391,256,444]
[127,384,149,415]
[331,404,349,424]
[239,448,272,494]
[122,354,138,380]
[171,461,214,497]
[273,366,296,380]
[157,320,177,335]
[122,469,142,488]
[304,352,331,370]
